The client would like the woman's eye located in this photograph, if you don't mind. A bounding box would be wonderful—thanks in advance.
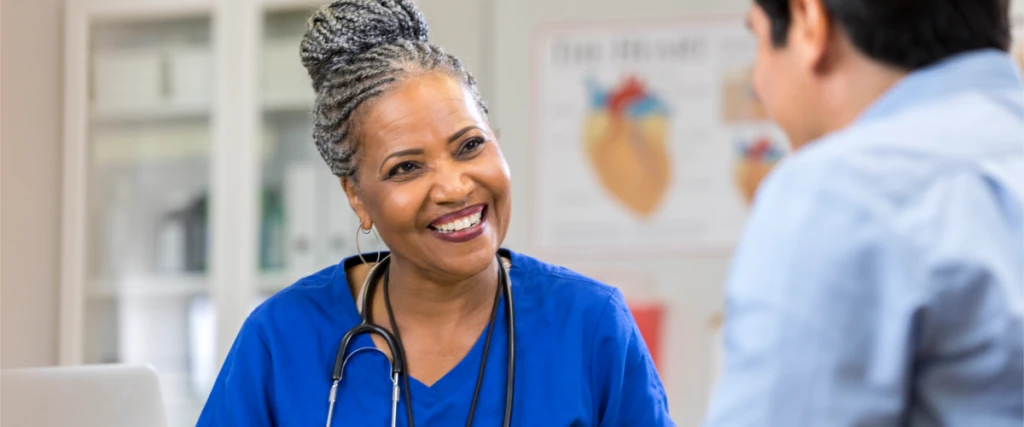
[388,161,419,178]
[459,137,486,156]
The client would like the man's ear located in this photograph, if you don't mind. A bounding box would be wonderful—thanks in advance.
[788,0,837,74]
[341,176,371,230]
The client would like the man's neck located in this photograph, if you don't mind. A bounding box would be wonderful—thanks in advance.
[797,56,908,150]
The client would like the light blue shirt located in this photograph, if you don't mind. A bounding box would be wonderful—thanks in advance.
[705,50,1024,427]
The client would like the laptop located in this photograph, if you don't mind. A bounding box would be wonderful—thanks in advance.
[1,364,168,427]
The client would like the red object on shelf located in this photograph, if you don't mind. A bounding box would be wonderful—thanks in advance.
[628,300,665,373]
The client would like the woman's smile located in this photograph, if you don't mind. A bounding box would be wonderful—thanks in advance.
[340,71,513,279]
[428,203,488,243]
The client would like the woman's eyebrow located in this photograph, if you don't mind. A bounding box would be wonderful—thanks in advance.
[379,148,425,173]
[447,126,482,144]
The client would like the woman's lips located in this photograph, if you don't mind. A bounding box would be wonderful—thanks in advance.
[429,204,485,227]
[429,204,487,243]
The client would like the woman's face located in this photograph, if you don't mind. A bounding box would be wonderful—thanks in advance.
[343,72,512,280]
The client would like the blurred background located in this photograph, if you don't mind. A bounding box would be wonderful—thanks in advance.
[1,0,1022,426]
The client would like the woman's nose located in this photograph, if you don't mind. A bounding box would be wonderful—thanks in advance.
[429,161,473,204]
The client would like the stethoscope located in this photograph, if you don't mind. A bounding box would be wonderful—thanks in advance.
[327,252,515,427]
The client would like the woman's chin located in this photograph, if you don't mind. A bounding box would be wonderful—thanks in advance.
[424,240,500,280]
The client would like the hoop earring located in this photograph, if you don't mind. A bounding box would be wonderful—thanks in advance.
[355,224,383,264]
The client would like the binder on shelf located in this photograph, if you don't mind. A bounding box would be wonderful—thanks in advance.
[321,173,357,266]
[117,296,191,395]
[93,48,163,112]
[167,46,212,109]
[188,296,216,396]
[284,163,318,275]
[262,38,315,108]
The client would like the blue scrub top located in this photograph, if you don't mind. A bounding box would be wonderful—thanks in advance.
[197,250,674,426]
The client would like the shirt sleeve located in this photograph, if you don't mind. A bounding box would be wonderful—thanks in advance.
[197,313,275,426]
[703,166,914,427]
[591,288,676,426]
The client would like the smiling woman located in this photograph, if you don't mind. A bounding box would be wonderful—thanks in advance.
[340,71,511,282]
[195,1,674,426]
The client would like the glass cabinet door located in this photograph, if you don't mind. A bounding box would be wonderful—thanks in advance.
[255,5,363,303]
[83,14,216,427]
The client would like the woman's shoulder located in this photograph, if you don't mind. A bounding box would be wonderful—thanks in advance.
[507,250,625,318]
[509,250,614,288]
[246,262,354,332]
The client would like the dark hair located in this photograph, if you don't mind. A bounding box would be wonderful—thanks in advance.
[755,0,1012,70]
[300,0,488,178]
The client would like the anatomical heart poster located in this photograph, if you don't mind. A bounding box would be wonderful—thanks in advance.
[532,20,787,252]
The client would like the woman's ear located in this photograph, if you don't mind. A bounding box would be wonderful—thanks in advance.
[341,176,371,229]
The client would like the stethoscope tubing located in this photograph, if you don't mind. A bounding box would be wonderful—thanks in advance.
[327,254,515,427]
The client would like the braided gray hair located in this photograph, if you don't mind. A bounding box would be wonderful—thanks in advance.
[300,0,488,178]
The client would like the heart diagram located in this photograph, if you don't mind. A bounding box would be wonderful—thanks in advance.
[583,76,672,219]
[733,134,783,205]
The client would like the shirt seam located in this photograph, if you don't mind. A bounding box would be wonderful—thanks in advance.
[587,287,619,424]
[248,314,277,423]
[515,264,607,287]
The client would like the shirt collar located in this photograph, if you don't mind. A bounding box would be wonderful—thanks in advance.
[856,48,1024,124]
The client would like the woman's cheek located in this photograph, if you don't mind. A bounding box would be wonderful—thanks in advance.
[368,182,428,231]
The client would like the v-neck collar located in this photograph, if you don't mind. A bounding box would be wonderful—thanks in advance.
[331,249,519,408]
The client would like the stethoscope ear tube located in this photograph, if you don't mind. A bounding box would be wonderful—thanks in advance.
[329,253,515,427]
[333,323,405,381]
[333,258,403,382]
[500,259,515,427]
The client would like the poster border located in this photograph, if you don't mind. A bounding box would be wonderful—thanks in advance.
[527,15,750,260]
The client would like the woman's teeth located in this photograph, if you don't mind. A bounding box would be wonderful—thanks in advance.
[434,211,482,233]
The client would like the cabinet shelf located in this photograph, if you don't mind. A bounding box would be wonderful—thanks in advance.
[91,102,210,124]
[90,121,210,166]
[262,93,314,113]
[89,274,208,299]
[87,272,306,299]
[89,92,312,122]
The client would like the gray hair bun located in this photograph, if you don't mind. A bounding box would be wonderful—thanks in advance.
[299,0,487,178]
[301,0,429,91]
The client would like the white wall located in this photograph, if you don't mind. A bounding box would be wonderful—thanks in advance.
[418,0,489,99]
[0,0,66,369]
[489,1,751,424]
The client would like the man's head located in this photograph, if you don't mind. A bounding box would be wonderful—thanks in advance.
[749,0,1012,148]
